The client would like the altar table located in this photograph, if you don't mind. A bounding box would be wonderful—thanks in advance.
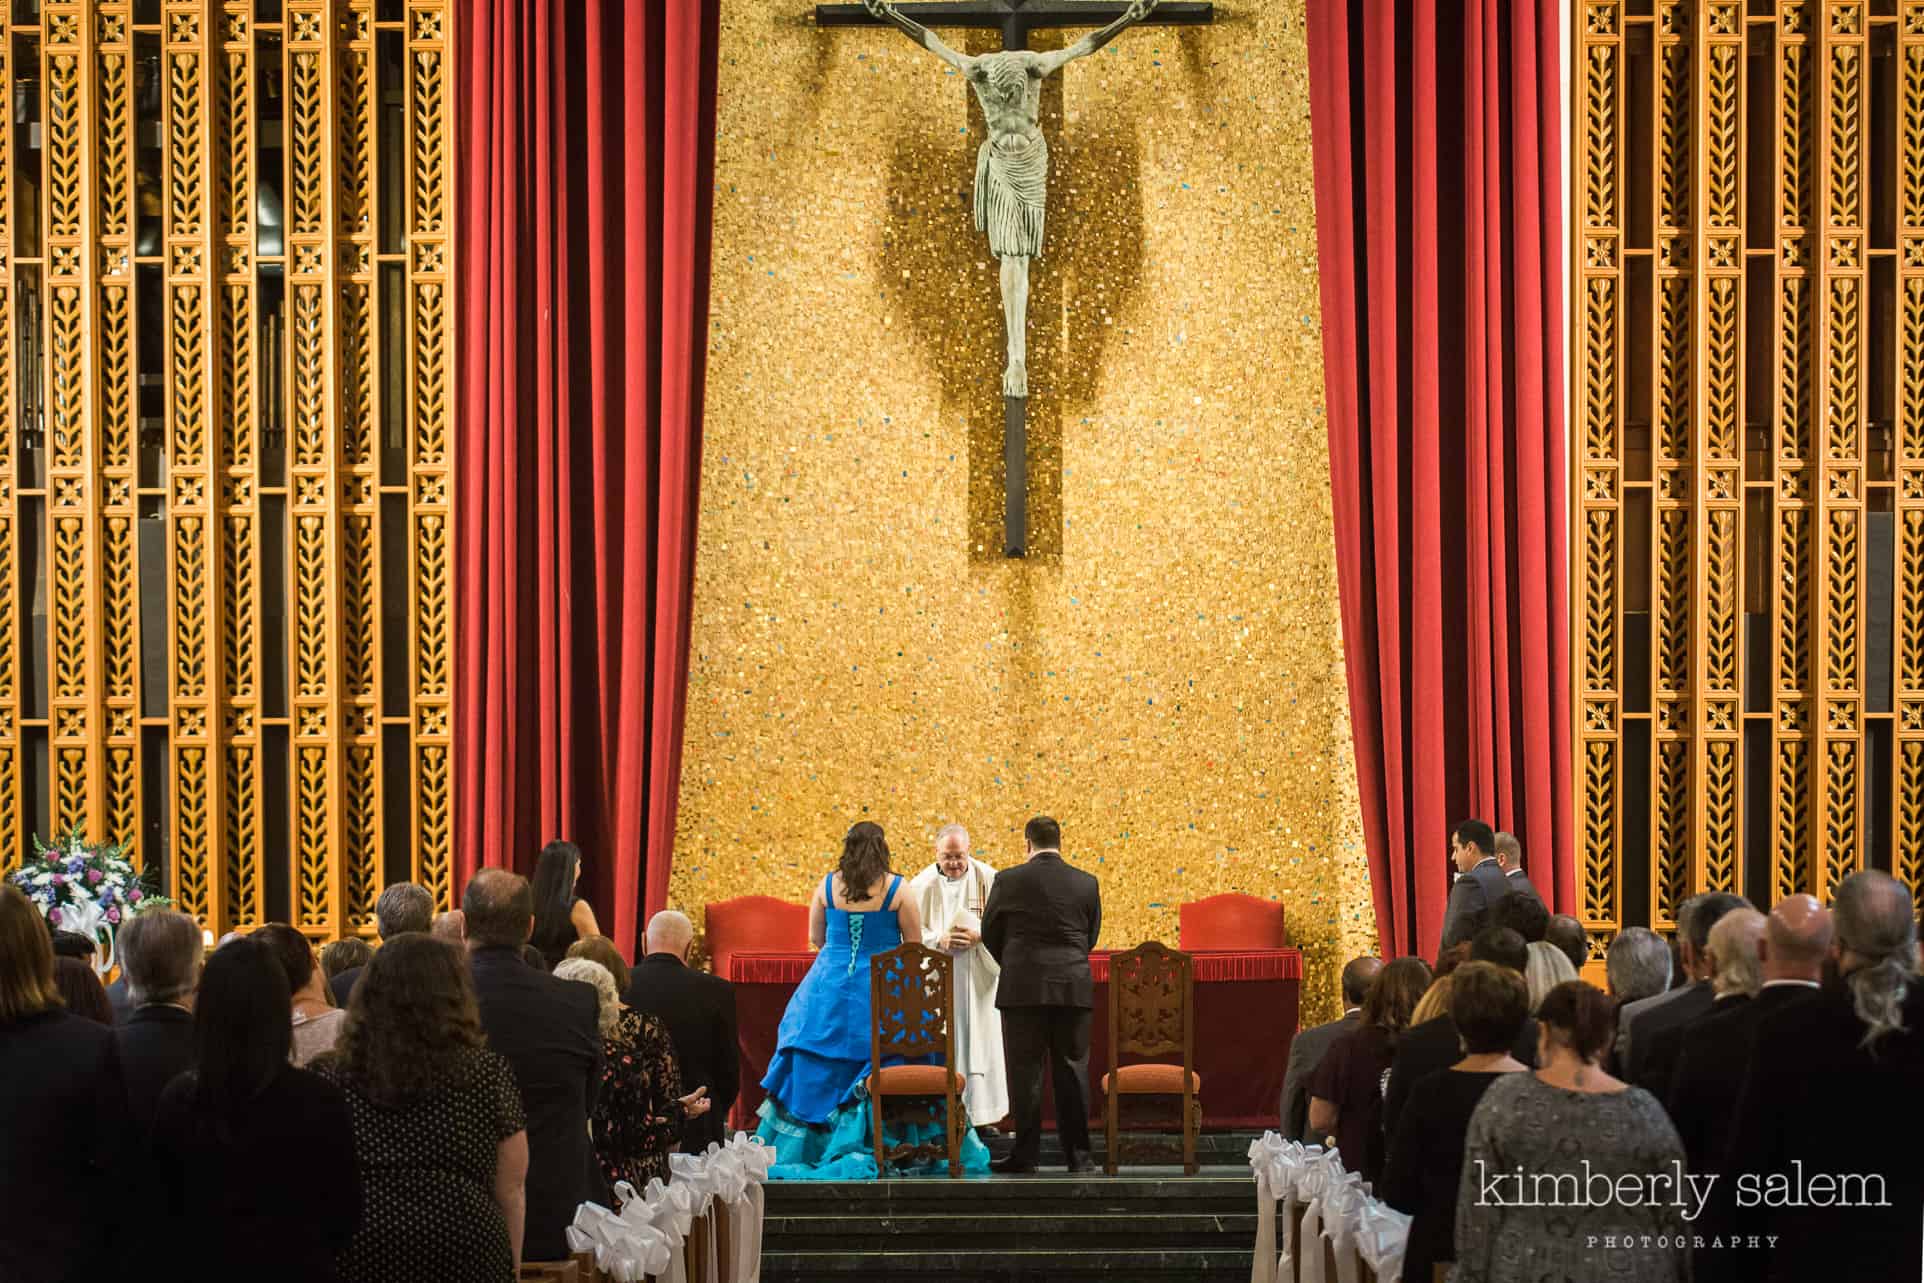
[726,947,1302,1132]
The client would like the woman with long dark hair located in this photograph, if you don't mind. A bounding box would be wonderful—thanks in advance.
[314,933,530,1280]
[529,840,600,968]
[51,955,113,1024]
[150,936,360,1283]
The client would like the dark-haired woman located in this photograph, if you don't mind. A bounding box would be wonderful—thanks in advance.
[52,955,114,1024]
[1307,954,1430,1188]
[1451,980,1687,1283]
[150,936,359,1283]
[754,823,989,1177]
[313,933,529,1281]
[529,840,600,969]
[254,922,344,1066]
[0,884,130,1283]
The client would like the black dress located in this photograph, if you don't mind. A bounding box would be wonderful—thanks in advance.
[150,1065,360,1283]
[315,1048,527,1283]
[1304,1022,1395,1187]
[591,1008,685,1189]
[1379,1067,1515,1283]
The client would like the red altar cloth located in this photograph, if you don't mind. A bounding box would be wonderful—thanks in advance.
[726,948,1302,1132]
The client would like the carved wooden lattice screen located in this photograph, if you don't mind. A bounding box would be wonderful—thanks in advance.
[0,0,453,937]
[1575,0,1924,950]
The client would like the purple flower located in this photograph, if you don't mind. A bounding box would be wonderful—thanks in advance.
[47,907,62,926]
[105,907,121,925]
[87,869,103,885]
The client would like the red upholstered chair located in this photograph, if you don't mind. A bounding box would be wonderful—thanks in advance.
[1177,893,1288,950]
[704,895,809,981]
[867,942,965,1177]
[1100,941,1199,1175]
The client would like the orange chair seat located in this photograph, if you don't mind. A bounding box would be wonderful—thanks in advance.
[1101,1064,1201,1094]
[868,1064,964,1095]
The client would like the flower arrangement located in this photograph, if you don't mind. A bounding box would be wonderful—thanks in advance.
[6,826,168,974]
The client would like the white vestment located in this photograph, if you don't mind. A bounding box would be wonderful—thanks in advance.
[907,858,1008,1125]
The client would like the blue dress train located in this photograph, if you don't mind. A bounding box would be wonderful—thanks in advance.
[755,873,990,1179]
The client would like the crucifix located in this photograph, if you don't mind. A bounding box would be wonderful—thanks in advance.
[816,0,1213,555]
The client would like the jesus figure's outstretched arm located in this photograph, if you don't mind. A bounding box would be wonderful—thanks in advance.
[1035,0,1158,75]
[861,0,976,74]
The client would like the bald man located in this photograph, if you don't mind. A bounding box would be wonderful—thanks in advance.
[1665,895,1829,1182]
[623,910,739,1152]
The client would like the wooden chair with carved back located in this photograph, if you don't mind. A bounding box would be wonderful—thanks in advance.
[1100,940,1199,1175]
[867,941,965,1177]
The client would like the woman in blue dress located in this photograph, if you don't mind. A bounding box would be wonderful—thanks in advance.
[756,822,991,1178]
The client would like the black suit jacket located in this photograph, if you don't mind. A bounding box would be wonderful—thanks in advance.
[1281,1011,1358,1141]
[1665,985,1811,1177]
[1622,979,1713,1088]
[1721,983,1924,1281]
[328,965,363,1010]
[623,953,739,1151]
[114,1004,197,1136]
[982,851,1101,1009]
[470,946,604,1262]
[1440,858,1510,949]
[1636,989,1747,1099]
[1382,1012,1539,1145]
[1505,869,1543,906]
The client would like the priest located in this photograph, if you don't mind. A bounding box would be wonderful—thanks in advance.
[907,824,1009,1135]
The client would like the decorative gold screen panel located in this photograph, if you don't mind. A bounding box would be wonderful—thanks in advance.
[0,0,453,937]
[1576,0,1924,946]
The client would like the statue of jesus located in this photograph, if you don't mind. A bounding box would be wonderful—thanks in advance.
[862,0,1159,397]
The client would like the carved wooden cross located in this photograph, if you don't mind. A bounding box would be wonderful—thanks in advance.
[816,0,1213,556]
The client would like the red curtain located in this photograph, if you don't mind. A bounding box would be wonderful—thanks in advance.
[454,0,718,954]
[1307,0,1571,959]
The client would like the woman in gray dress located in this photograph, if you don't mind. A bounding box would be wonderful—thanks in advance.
[1451,980,1689,1283]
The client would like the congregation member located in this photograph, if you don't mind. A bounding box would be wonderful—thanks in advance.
[1409,971,1453,1025]
[320,936,373,988]
[555,957,710,1187]
[328,882,434,1007]
[0,883,128,1283]
[906,822,1008,1134]
[464,867,604,1259]
[1306,955,1429,1187]
[1492,887,1550,944]
[113,908,203,1133]
[431,909,466,944]
[316,933,529,1280]
[1279,954,1379,1141]
[150,937,357,1283]
[1383,927,1538,1143]
[1379,961,1532,1283]
[1440,821,1509,950]
[529,840,602,968]
[624,909,740,1152]
[983,815,1102,1174]
[1634,906,1763,1097]
[54,954,114,1024]
[1453,980,1688,1283]
[1543,913,1590,974]
[1603,925,1670,1005]
[1522,938,1578,1011]
[1615,891,1750,1083]
[1491,831,1542,908]
[567,934,632,991]
[1721,870,1924,1282]
[256,922,346,1066]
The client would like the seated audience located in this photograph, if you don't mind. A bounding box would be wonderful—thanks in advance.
[1616,892,1750,1083]
[0,884,128,1283]
[315,934,528,1280]
[320,936,373,988]
[1543,914,1589,974]
[1381,962,1532,1283]
[1453,980,1687,1283]
[54,955,114,1024]
[255,923,345,1067]
[1522,939,1578,1012]
[567,934,633,992]
[1721,870,1924,1282]
[1384,927,1539,1143]
[624,910,742,1152]
[465,867,603,1261]
[530,840,602,968]
[1280,955,1380,1142]
[556,957,710,1186]
[1492,831,1543,908]
[328,882,433,1006]
[114,908,204,1132]
[150,937,358,1283]
[1635,906,1763,1097]
[431,909,466,944]
[1307,955,1430,1186]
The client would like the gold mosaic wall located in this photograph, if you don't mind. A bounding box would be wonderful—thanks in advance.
[676,0,1375,1019]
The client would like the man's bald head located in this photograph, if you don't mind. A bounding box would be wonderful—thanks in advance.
[1761,893,1832,982]
[646,910,695,961]
[1339,956,1383,1009]
[462,868,534,948]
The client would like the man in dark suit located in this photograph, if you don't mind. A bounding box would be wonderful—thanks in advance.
[464,867,604,1262]
[1281,956,1379,1140]
[1617,891,1750,1085]
[981,814,1101,1173]
[1720,870,1924,1282]
[111,909,204,1134]
[1439,821,1509,951]
[1635,905,1764,1099]
[1492,831,1544,910]
[624,909,739,1152]
[1383,927,1539,1144]
[328,881,434,1006]
[1543,914,1590,975]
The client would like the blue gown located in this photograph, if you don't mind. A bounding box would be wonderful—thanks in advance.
[755,874,990,1179]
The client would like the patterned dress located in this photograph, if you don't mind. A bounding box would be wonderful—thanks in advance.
[591,1007,685,1189]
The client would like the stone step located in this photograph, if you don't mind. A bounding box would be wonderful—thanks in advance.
[763,1171,1255,1216]
[765,1209,1257,1250]
[760,1246,1254,1283]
